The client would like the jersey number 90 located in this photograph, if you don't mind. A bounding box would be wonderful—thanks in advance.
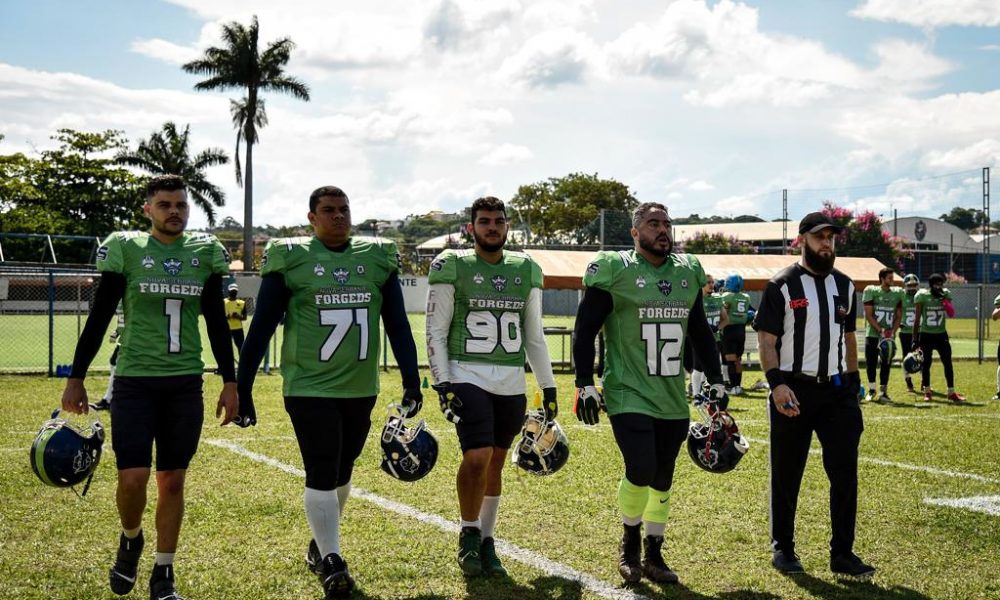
[465,311,522,354]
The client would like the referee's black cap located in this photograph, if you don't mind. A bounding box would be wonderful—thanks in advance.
[798,212,844,235]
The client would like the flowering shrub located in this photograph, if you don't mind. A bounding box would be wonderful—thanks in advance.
[681,231,756,254]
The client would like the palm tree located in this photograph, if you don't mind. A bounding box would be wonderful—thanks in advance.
[182,15,310,268]
[117,122,228,225]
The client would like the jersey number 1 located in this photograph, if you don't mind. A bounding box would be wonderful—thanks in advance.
[319,308,369,361]
[640,322,684,377]
[164,298,183,353]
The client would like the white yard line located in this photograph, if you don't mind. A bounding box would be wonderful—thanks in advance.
[923,496,1000,517]
[205,439,651,600]
[744,436,1000,485]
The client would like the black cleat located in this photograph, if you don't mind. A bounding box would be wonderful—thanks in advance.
[457,526,483,576]
[306,539,322,574]
[831,553,876,578]
[149,563,185,600]
[641,535,679,584]
[618,523,642,584]
[480,537,507,576]
[90,398,112,411]
[772,549,805,574]
[109,531,144,595]
[318,553,354,598]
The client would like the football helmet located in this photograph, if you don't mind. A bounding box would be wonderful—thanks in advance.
[878,337,896,364]
[687,392,749,474]
[903,348,923,374]
[379,405,438,482]
[512,410,569,476]
[725,274,743,293]
[30,409,104,494]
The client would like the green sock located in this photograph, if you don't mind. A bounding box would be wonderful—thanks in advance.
[618,478,648,522]
[643,488,671,525]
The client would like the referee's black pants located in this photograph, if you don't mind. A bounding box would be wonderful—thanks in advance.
[769,377,864,558]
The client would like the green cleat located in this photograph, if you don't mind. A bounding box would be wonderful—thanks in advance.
[480,537,507,576]
[458,526,483,576]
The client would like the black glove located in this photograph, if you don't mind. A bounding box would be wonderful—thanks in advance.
[707,381,730,411]
[401,387,423,418]
[844,371,861,398]
[573,385,604,425]
[433,382,463,424]
[542,387,558,420]
[234,389,257,428]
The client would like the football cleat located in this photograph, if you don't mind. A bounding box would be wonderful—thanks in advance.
[458,526,483,576]
[641,535,678,584]
[480,537,507,576]
[149,563,184,600]
[306,539,322,574]
[618,523,642,584]
[902,349,923,375]
[864,390,876,403]
[31,409,104,494]
[318,553,354,598]
[923,388,934,403]
[109,531,144,595]
[687,392,750,473]
[876,393,892,405]
[830,553,876,578]
[379,405,438,482]
[947,392,966,403]
[511,409,569,476]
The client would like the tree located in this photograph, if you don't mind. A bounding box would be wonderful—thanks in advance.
[681,231,755,254]
[939,206,985,232]
[183,15,310,269]
[116,122,228,226]
[509,172,638,244]
[793,202,911,270]
[0,129,144,263]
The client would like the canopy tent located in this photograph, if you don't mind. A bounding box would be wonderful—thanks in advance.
[523,249,896,290]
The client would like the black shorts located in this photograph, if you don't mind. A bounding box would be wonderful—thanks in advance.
[285,396,377,491]
[722,325,746,357]
[452,383,526,452]
[111,375,204,471]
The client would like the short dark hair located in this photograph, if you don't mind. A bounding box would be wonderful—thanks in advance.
[928,273,945,285]
[309,186,348,213]
[471,196,505,222]
[878,267,895,281]
[146,175,186,198]
[632,202,669,228]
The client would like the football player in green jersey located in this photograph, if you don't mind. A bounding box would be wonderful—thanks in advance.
[898,274,920,392]
[912,273,965,403]
[236,186,421,598]
[61,175,238,600]
[721,274,754,395]
[572,202,727,585]
[690,274,728,400]
[426,196,557,577]
[861,267,903,403]
[991,291,1000,401]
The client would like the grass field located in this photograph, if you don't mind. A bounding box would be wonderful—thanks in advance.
[2,360,999,599]
[3,314,998,373]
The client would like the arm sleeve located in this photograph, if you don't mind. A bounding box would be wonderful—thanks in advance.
[201,274,236,383]
[425,283,454,384]
[572,286,613,386]
[752,282,786,336]
[687,290,723,381]
[70,273,126,378]
[236,273,291,396]
[523,288,556,389]
[380,271,420,389]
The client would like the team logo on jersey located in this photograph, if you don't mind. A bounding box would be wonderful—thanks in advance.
[190,257,200,268]
[789,298,809,309]
[473,273,484,285]
[514,276,522,286]
[314,263,325,276]
[356,264,365,275]
[635,276,647,288]
[491,275,507,292]
[162,258,183,276]
[587,262,600,275]
[680,279,688,288]
[96,246,109,261]
[333,268,350,284]
[657,280,672,296]
[142,256,155,269]
[431,258,446,271]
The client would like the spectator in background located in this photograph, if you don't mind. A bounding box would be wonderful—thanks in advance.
[224,282,247,356]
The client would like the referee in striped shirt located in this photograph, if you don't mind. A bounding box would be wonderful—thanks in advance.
[754,212,876,578]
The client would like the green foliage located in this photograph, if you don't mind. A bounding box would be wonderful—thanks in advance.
[116,122,228,226]
[673,213,766,224]
[397,214,467,244]
[682,231,756,254]
[0,129,144,262]
[509,172,638,244]
[940,206,986,232]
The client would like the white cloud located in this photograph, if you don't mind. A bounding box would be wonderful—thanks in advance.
[713,194,760,216]
[851,0,1000,28]
[687,179,714,191]
[981,44,1000,51]
[498,28,598,87]
[870,39,952,90]
[478,143,534,165]
[923,139,1000,170]
[129,38,200,66]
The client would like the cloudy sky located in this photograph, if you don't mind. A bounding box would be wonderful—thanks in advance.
[1,0,998,229]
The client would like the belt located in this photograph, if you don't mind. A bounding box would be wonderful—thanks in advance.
[786,372,835,384]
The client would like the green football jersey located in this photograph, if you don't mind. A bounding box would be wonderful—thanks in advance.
[899,291,918,334]
[703,294,725,341]
[862,285,904,337]
[914,288,952,334]
[721,291,752,325]
[427,249,543,367]
[96,231,229,377]
[262,236,398,398]
[584,250,707,420]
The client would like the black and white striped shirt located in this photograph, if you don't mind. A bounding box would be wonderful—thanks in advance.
[754,263,857,377]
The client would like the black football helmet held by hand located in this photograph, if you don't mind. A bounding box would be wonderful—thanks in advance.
[512,409,570,476]
[903,348,924,375]
[878,337,897,365]
[30,409,104,495]
[380,404,438,482]
[687,391,749,474]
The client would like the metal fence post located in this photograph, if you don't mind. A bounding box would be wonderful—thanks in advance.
[48,271,55,377]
